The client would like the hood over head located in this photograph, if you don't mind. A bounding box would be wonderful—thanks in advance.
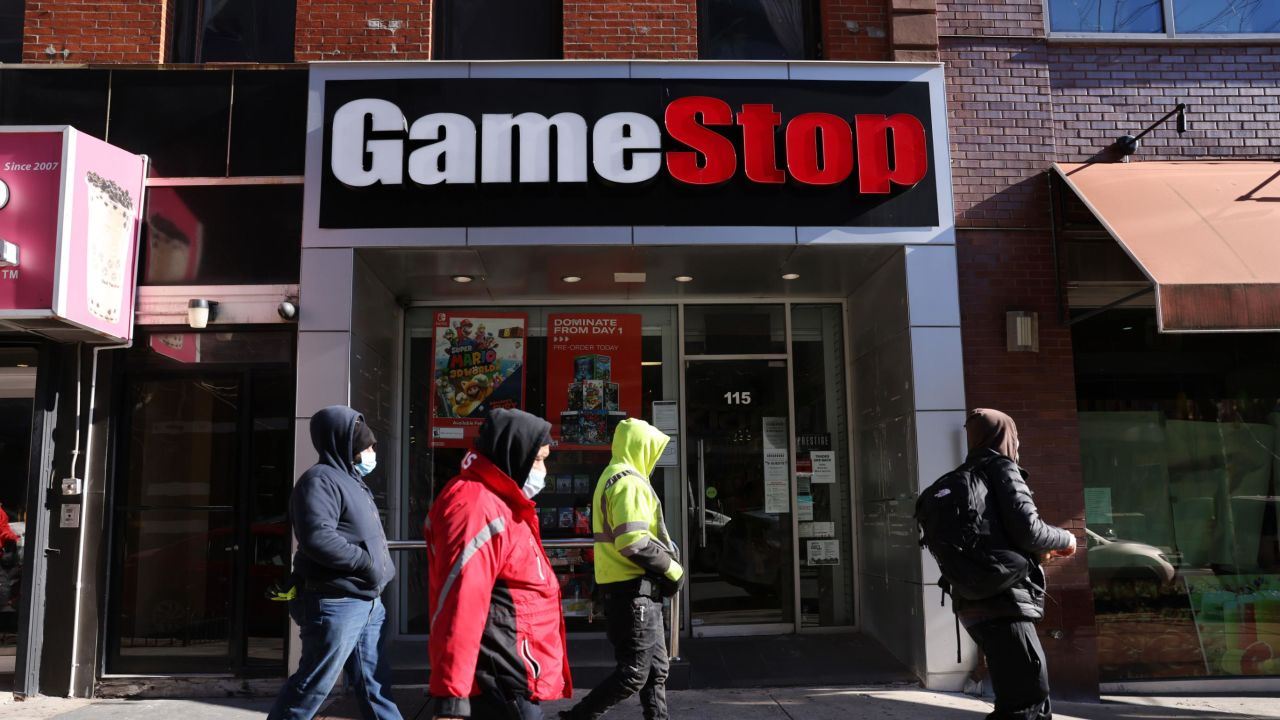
[475,408,553,488]
[310,405,363,475]
[966,408,1019,463]
[610,418,670,477]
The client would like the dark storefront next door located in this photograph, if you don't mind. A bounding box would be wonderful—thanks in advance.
[0,348,38,689]
[685,359,794,631]
[107,332,295,675]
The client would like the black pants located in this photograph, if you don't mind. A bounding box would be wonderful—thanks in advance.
[564,593,668,720]
[469,692,543,720]
[966,619,1052,720]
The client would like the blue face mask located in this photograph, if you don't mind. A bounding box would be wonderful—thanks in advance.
[354,450,377,477]
[522,467,547,499]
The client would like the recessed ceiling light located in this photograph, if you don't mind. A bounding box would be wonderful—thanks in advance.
[781,273,801,281]
[561,275,582,283]
[674,275,694,283]
[451,275,474,283]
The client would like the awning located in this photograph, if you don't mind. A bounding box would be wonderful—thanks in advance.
[1053,161,1280,333]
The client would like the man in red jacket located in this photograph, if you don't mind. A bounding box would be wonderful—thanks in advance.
[427,409,572,720]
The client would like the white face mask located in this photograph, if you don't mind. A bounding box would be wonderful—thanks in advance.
[354,449,377,477]
[522,467,547,499]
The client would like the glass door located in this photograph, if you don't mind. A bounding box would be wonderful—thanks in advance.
[685,359,794,630]
[0,348,38,687]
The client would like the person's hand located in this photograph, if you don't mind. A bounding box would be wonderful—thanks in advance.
[1051,541,1078,558]
[656,571,686,598]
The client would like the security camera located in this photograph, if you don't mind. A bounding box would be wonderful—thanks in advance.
[278,299,298,321]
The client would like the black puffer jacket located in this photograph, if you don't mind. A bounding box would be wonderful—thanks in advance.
[954,448,1075,627]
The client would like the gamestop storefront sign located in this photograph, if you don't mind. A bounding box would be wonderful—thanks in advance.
[315,69,943,229]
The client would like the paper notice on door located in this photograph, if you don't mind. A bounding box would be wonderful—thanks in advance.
[798,495,814,522]
[799,521,835,539]
[807,539,840,566]
[764,448,790,513]
[763,417,788,451]
[657,437,679,467]
[797,474,812,496]
[1084,487,1113,525]
[810,451,836,484]
[653,401,679,432]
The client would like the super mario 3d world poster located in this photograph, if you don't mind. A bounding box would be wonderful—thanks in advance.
[429,311,527,448]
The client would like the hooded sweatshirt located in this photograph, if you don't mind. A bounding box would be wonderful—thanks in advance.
[426,409,570,716]
[592,418,683,586]
[290,406,395,599]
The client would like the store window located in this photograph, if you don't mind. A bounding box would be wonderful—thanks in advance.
[433,0,562,60]
[140,185,302,286]
[107,331,295,674]
[108,70,232,177]
[1075,309,1280,680]
[0,1,23,63]
[404,306,678,634]
[0,69,110,139]
[0,347,37,681]
[699,0,820,60]
[1048,0,1279,35]
[170,0,297,63]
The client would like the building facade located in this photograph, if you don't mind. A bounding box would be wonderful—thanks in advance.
[0,0,1276,701]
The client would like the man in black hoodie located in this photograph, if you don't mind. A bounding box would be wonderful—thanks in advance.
[268,406,402,720]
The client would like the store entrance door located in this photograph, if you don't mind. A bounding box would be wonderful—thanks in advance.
[685,359,794,632]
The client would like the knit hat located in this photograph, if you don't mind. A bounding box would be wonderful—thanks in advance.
[352,420,377,459]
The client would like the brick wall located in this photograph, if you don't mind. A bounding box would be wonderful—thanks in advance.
[562,0,697,59]
[22,0,165,63]
[295,1,431,61]
[937,0,1044,37]
[957,227,1098,700]
[821,0,889,60]
[1052,45,1280,161]
[943,39,1055,227]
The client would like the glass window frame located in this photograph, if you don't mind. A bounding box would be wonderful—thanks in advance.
[169,0,298,64]
[697,0,822,61]
[1044,0,1280,40]
[432,0,564,60]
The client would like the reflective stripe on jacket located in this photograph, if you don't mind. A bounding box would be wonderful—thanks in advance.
[426,451,571,717]
[592,418,684,585]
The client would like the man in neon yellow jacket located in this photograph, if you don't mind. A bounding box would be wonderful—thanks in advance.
[560,418,683,720]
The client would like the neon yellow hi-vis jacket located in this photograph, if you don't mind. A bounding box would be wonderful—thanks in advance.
[592,418,684,586]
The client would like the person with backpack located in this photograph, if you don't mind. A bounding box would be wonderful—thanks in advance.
[916,408,1076,720]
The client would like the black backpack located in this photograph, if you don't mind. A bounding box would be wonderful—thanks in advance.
[914,459,1031,601]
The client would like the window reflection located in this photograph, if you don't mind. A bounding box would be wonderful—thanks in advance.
[1048,0,1165,33]
[700,0,817,60]
[1076,311,1280,679]
[1175,0,1280,34]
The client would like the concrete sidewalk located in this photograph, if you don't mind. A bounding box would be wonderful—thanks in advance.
[3,686,1280,719]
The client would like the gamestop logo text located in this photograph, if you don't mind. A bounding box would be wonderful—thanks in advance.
[329,96,929,194]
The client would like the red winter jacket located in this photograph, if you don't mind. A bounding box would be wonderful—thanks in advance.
[426,450,572,716]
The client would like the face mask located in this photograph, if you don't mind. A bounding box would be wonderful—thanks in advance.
[522,467,547,499]
[354,450,377,477]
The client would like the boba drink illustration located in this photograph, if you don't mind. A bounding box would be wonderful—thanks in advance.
[84,171,135,324]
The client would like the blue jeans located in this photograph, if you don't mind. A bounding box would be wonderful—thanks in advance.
[268,594,402,720]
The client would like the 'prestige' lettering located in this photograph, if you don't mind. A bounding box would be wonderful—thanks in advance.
[329,97,929,194]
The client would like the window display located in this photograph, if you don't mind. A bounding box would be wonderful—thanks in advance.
[1075,310,1280,680]
[405,306,679,635]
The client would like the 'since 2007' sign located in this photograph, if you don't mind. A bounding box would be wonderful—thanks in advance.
[318,77,940,229]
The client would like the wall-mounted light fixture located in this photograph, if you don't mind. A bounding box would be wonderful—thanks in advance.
[188,299,218,329]
[1006,310,1039,352]
[1116,102,1189,156]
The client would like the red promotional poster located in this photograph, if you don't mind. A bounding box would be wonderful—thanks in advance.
[547,314,642,449]
[428,311,528,448]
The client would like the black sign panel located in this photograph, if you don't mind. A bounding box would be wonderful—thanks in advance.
[318,78,938,228]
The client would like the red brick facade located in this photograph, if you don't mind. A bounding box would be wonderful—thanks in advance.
[563,0,698,59]
[295,1,432,61]
[821,0,890,61]
[22,0,165,63]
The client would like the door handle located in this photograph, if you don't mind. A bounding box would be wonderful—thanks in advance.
[697,439,707,549]
[224,545,239,552]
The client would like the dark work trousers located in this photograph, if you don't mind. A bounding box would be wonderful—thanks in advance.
[564,592,669,720]
[966,619,1052,720]
[468,691,543,720]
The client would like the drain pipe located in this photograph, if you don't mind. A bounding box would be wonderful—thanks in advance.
[67,339,132,696]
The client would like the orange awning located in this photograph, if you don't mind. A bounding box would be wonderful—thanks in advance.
[1054,161,1280,332]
